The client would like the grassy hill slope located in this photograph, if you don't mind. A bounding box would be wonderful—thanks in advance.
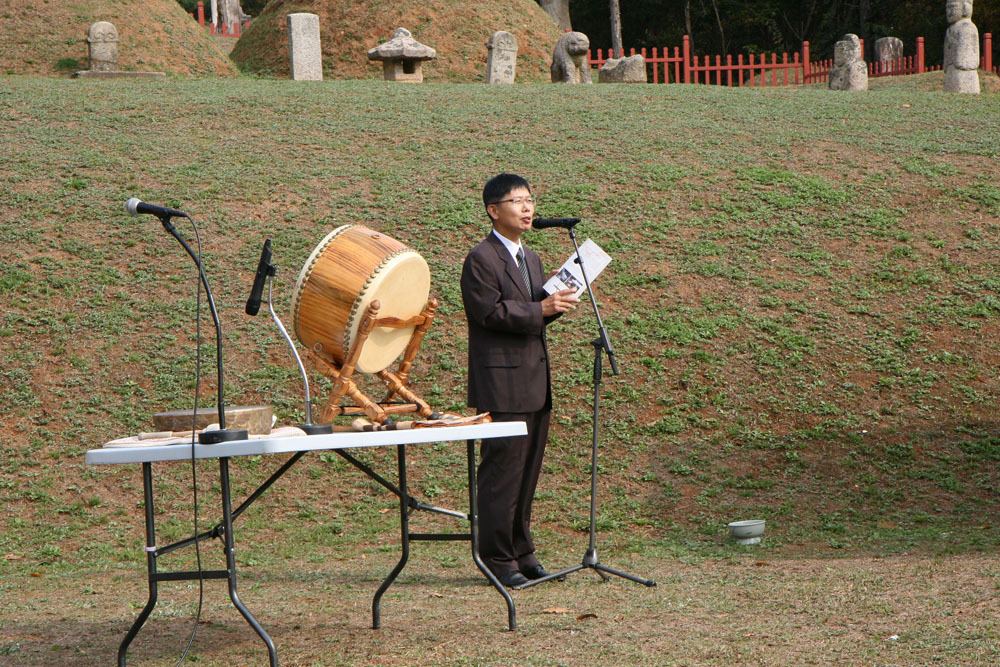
[1,75,999,580]
[230,0,563,81]
[0,0,237,76]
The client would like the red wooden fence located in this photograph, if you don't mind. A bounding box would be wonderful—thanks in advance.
[189,0,245,38]
[591,33,996,86]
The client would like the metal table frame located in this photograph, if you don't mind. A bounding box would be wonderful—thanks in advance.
[86,422,526,666]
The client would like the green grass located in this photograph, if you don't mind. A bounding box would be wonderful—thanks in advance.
[1,75,999,591]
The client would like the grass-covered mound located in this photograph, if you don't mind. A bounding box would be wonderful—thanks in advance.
[230,0,563,80]
[0,0,238,76]
[2,76,999,580]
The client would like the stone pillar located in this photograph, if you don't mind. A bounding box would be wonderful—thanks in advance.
[86,21,119,73]
[829,34,868,91]
[874,37,903,72]
[287,13,322,81]
[485,31,517,84]
[943,0,980,93]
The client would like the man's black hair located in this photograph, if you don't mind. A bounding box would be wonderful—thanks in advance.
[482,173,531,219]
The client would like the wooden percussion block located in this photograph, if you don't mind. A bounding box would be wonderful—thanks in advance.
[152,405,273,435]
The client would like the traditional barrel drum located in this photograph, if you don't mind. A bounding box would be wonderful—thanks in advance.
[291,225,430,374]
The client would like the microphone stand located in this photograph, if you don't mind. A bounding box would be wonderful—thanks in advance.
[263,269,332,436]
[157,212,247,444]
[518,223,655,590]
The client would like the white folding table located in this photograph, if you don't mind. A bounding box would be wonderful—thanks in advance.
[86,421,527,667]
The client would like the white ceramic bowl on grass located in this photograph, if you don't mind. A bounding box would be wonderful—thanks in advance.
[728,519,765,545]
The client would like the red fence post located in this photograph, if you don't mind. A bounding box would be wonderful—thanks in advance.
[197,1,205,27]
[802,41,810,83]
[683,35,691,84]
[917,37,925,74]
[984,33,993,72]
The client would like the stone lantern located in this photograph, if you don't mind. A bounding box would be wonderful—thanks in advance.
[367,28,436,83]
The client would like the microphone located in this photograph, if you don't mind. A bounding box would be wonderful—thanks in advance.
[125,198,187,219]
[533,217,581,229]
[245,239,274,316]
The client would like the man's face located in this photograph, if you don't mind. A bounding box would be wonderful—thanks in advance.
[488,186,534,241]
[947,0,971,23]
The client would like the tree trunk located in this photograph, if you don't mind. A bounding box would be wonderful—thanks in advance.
[685,0,694,53]
[709,0,726,55]
[609,0,623,57]
[538,0,572,32]
[210,0,218,29]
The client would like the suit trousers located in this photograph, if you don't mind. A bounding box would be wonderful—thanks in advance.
[477,409,550,575]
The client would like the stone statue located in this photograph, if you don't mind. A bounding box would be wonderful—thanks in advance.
[943,0,980,93]
[829,34,868,91]
[86,21,119,72]
[551,31,592,84]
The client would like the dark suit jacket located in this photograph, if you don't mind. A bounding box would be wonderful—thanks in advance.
[461,233,558,414]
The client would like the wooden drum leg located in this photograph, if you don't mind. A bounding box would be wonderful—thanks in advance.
[385,298,438,401]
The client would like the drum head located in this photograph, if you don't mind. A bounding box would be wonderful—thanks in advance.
[351,251,430,373]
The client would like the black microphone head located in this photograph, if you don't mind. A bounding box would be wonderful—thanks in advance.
[125,198,142,216]
[532,217,582,229]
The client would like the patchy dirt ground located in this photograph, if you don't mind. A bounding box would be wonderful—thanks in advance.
[2,548,998,665]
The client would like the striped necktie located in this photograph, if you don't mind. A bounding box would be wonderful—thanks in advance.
[516,247,531,293]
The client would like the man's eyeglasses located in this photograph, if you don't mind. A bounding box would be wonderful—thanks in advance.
[493,197,535,206]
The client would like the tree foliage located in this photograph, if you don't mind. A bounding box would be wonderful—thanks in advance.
[570,0,1000,63]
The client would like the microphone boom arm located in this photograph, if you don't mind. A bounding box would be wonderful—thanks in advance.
[157,212,247,443]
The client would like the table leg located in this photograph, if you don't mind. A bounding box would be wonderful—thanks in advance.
[218,457,278,666]
[467,439,517,631]
[372,444,410,629]
[117,462,159,667]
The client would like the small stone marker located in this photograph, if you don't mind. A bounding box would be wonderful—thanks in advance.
[367,28,436,83]
[551,31,592,84]
[486,31,517,84]
[73,21,165,79]
[943,0,980,94]
[873,37,903,72]
[829,33,868,91]
[86,21,119,72]
[287,13,323,81]
[598,54,646,83]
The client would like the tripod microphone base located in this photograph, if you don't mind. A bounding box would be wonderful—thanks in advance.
[515,550,656,590]
[198,429,249,444]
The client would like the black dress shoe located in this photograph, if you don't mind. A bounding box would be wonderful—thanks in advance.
[496,570,530,588]
[521,565,564,581]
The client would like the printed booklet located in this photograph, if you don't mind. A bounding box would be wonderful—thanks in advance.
[542,239,612,297]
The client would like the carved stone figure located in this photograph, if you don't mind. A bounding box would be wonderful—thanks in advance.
[550,31,592,84]
[287,13,322,81]
[943,0,980,93]
[368,28,436,83]
[598,54,646,83]
[486,31,517,84]
[86,21,119,73]
[874,37,904,72]
[829,34,868,91]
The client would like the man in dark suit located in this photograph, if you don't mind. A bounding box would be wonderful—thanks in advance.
[460,173,578,588]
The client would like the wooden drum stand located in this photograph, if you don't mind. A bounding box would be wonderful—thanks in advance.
[308,297,440,425]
